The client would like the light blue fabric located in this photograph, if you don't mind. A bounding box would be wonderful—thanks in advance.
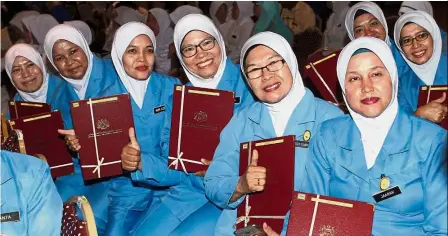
[130,58,255,235]
[0,151,63,236]
[53,55,124,235]
[105,72,180,236]
[398,52,448,114]
[205,88,343,236]
[287,109,447,235]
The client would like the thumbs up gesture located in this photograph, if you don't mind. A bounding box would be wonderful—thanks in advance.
[241,149,267,193]
[121,127,141,171]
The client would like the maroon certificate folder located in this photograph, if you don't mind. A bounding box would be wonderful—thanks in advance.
[286,191,374,236]
[8,111,74,178]
[236,135,296,232]
[418,85,447,130]
[70,94,134,180]
[168,85,234,173]
[304,50,346,111]
[8,100,51,119]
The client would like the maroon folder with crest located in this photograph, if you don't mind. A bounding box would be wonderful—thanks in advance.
[236,135,295,232]
[70,94,133,180]
[286,191,374,236]
[417,85,447,130]
[168,85,234,173]
[304,50,346,111]
[8,100,51,119]
[8,111,74,178]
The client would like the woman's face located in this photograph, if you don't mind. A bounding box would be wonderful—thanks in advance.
[344,52,392,118]
[400,23,433,65]
[216,3,228,24]
[146,12,160,36]
[11,56,44,93]
[244,45,293,104]
[52,40,88,80]
[181,30,222,79]
[353,13,387,41]
[122,34,155,80]
[232,2,239,20]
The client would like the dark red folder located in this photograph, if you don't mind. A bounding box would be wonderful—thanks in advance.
[236,135,296,232]
[8,100,51,119]
[70,94,133,180]
[8,111,74,178]
[168,85,234,173]
[286,191,374,236]
[418,85,447,130]
[304,50,346,111]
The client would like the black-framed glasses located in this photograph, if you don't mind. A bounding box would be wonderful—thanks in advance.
[181,37,216,58]
[246,59,286,80]
[400,31,430,46]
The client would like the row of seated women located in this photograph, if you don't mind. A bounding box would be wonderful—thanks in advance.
[1,2,446,236]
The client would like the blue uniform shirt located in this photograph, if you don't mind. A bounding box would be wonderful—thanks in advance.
[1,151,63,236]
[296,109,447,235]
[205,88,343,235]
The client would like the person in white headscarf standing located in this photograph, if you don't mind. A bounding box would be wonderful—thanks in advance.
[345,2,410,77]
[20,14,59,55]
[169,5,203,24]
[393,11,447,124]
[108,21,180,236]
[226,1,255,63]
[296,36,447,235]
[130,14,255,236]
[324,1,350,50]
[209,1,234,42]
[64,20,93,45]
[44,24,125,235]
[8,10,40,44]
[205,31,343,236]
[146,8,174,74]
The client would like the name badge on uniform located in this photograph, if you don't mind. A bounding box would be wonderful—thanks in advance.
[234,97,241,104]
[153,105,165,114]
[1,211,20,222]
[295,130,311,148]
[372,186,402,203]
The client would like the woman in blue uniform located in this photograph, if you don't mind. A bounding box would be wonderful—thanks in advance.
[297,37,447,235]
[1,150,63,236]
[393,11,447,124]
[4,43,73,125]
[344,2,410,75]
[127,14,255,235]
[43,24,124,234]
[204,32,343,236]
[108,21,180,236]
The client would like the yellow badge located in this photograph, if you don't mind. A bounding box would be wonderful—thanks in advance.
[380,176,390,191]
[303,130,311,142]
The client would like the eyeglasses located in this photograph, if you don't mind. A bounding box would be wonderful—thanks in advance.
[400,31,430,47]
[181,37,216,58]
[246,59,286,80]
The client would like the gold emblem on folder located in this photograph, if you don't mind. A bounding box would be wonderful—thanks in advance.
[96,119,110,130]
[319,225,335,236]
[193,111,208,122]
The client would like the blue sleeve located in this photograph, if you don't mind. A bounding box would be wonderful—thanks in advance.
[27,161,63,236]
[397,70,415,114]
[421,130,447,234]
[204,115,245,209]
[131,95,189,187]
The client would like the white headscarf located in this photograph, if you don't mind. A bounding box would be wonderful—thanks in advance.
[399,1,433,17]
[240,32,306,137]
[115,6,145,26]
[111,22,156,109]
[149,8,174,74]
[393,11,442,86]
[210,1,226,26]
[234,1,254,24]
[26,14,59,46]
[64,20,93,45]
[337,37,399,169]
[345,2,390,45]
[44,24,94,100]
[5,43,49,103]
[325,2,350,49]
[169,5,203,24]
[9,11,39,32]
[173,14,227,89]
